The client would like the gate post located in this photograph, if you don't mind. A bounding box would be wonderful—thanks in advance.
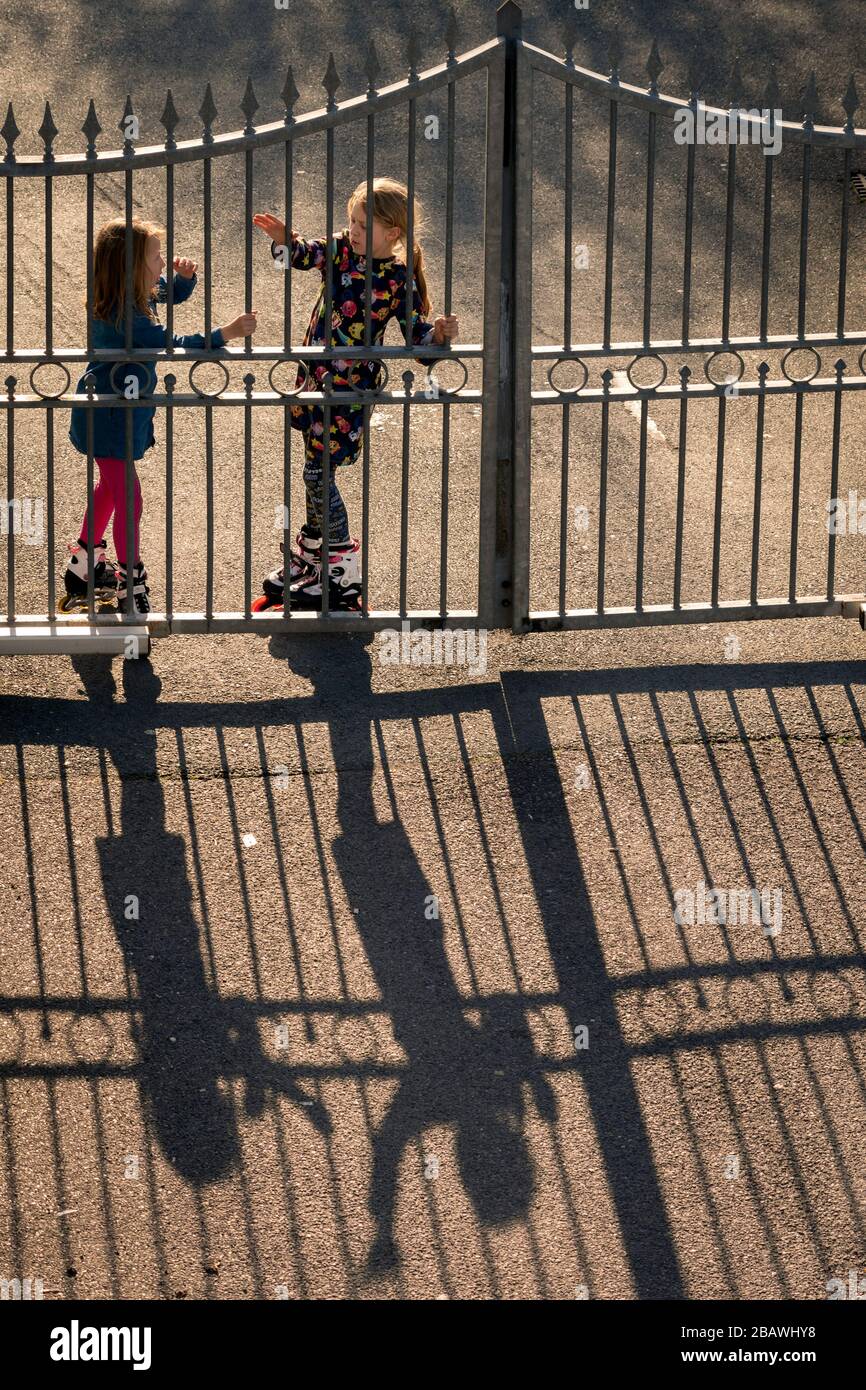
[478,0,525,630]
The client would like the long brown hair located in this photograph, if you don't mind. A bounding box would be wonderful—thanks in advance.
[90,217,164,325]
[346,177,431,317]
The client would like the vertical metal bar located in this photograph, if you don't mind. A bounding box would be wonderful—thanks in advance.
[125,170,134,354]
[721,145,736,341]
[789,392,804,602]
[759,149,774,341]
[673,383,688,608]
[597,381,609,613]
[750,379,766,606]
[439,401,450,620]
[165,162,175,348]
[165,375,174,617]
[361,401,370,617]
[282,402,291,623]
[86,173,94,358]
[205,404,214,621]
[405,99,416,351]
[85,382,95,622]
[711,397,726,607]
[244,379,252,618]
[284,136,293,347]
[46,412,55,619]
[204,158,212,347]
[439,78,456,620]
[399,379,410,616]
[603,99,617,349]
[44,175,53,356]
[482,15,523,633]
[444,79,455,316]
[563,83,573,352]
[244,149,253,353]
[282,137,293,621]
[558,404,569,618]
[125,410,135,617]
[826,376,843,600]
[4,179,12,356]
[324,127,334,360]
[797,143,812,339]
[364,114,374,346]
[363,109,375,617]
[6,381,14,622]
[837,147,851,338]
[681,139,696,342]
[322,123,334,618]
[642,111,656,345]
[124,166,135,619]
[635,399,648,610]
[321,390,331,617]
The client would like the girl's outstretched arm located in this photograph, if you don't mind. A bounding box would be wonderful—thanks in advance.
[130,310,257,351]
[253,213,326,271]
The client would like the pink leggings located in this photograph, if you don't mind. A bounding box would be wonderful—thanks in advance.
[78,456,142,565]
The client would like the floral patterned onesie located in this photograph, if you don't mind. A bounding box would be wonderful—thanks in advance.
[272,229,437,540]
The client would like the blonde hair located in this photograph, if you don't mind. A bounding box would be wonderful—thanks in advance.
[90,217,165,325]
[346,177,431,317]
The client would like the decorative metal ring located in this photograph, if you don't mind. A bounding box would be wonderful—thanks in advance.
[108,360,154,397]
[547,356,589,395]
[422,355,469,397]
[189,359,230,398]
[626,352,667,390]
[704,349,746,387]
[29,360,71,399]
[298,358,392,400]
[267,357,312,398]
[857,347,866,379]
[350,357,391,398]
[781,345,821,383]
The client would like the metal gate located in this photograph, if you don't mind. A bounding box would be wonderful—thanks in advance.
[510,8,866,635]
[2,1,865,653]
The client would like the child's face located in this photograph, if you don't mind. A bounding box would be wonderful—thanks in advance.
[348,205,400,259]
[145,235,166,289]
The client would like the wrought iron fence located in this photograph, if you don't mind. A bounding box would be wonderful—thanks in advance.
[1,0,865,652]
[513,11,866,634]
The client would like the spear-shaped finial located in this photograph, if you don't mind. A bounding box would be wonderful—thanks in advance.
[322,53,340,110]
[82,99,101,157]
[445,7,459,64]
[39,101,59,160]
[281,66,300,121]
[160,90,180,149]
[364,41,381,95]
[240,77,259,135]
[199,83,218,142]
[645,38,663,94]
[1,102,20,161]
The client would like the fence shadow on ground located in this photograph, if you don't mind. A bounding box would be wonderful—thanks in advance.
[1,645,865,1296]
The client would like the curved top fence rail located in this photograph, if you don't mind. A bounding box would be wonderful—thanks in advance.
[526,40,866,149]
[0,32,500,177]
